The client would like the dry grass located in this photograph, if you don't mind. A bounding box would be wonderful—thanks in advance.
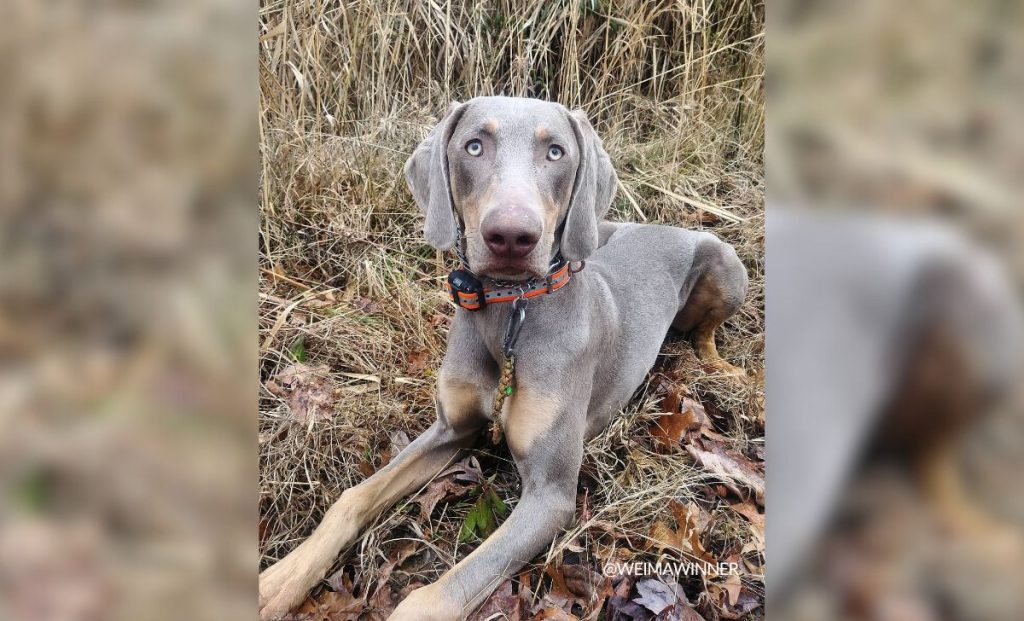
[259,0,763,617]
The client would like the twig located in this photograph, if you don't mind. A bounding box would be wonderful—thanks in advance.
[635,180,745,223]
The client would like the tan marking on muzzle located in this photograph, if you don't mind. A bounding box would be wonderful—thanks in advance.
[540,194,561,231]
[456,179,496,233]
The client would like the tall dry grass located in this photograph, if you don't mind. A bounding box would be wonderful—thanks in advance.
[259,0,764,617]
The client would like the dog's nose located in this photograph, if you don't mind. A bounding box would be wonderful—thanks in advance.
[481,210,540,259]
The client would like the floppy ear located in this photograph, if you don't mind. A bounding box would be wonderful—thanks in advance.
[403,101,469,250]
[561,109,617,262]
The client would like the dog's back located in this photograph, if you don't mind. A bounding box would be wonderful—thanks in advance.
[567,221,748,435]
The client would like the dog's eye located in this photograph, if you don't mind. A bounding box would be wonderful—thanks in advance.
[547,145,564,161]
[465,140,483,157]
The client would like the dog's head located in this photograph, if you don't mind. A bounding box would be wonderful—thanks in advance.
[405,96,617,280]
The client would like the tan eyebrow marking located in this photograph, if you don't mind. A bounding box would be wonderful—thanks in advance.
[483,119,499,134]
[534,125,549,140]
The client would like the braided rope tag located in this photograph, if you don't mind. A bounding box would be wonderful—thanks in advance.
[490,353,516,444]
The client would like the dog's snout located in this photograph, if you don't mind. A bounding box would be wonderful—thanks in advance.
[481,209,541,259]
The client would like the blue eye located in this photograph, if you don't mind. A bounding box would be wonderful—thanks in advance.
[466,140,483,156]
[547,145,564,161]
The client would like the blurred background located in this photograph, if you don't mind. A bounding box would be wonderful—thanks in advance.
[768,0,1024,619]
[0,0,255,620]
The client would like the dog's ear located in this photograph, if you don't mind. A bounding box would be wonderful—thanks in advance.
[404,101,469,250]
[561,109,617,262]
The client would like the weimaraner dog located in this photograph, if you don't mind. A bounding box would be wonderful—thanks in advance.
[259,96,748,620]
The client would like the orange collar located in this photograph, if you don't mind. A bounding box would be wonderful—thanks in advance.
[445,262,582,311]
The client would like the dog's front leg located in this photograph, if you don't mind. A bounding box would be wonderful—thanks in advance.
[389,387,585,620]
[259,415,481,620]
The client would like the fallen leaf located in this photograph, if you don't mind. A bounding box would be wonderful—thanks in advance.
[605,596,650,621]
[397,580,428,600]
[406,349,431,375]
[356,459,376,477]
[685,440,764,506]
[563,564,611,607]
[324,567,353,594]
[367,541,418,618]
[588,520,628,540]
[373,540,419,590]
[412,477,473,523]
[531,607,579,620]
[650,399,707,451]
[678,398,708,435]
[367,585,395,619]
[632,579,678,615]
[728,501,764,537]
[273,363,338,425]
[649,411,689,451]
[265,380,284,397]
[698,209,721,225]
[679,604,707,621]
[718,588,761,619]
[470,579,528,620]
[295,582,362,621]
[441,457,485,484]
[720,573,742,606]
[353,296,380,314]
[647,502,716,565]
[612,575,633,599]
[542,563,587,612]
[660,384,682,414]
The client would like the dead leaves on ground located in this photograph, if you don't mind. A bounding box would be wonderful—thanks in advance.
[649,385,765,508]
[468,560,708,621]
[410,457,483,522]
[405,456,512,543]
[604,576,705,621]
[469,579,530,620]
[267,362,339,426]
[295,572,366,621]
[302,544,428,621]
[685,441,764,507]
[649,396,706,451]
[648,502,715,565]
[540,563,612,615]
[641,384,765,619]
[642,500,761,619]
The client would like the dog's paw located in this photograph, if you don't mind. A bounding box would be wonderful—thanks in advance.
[388,584,460,621]
[707,358,747,379]
[258,544,330,620]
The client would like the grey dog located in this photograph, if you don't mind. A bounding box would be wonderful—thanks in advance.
[259,96,749,620]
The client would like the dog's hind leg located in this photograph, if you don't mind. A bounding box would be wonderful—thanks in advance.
[674,234,749,376]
